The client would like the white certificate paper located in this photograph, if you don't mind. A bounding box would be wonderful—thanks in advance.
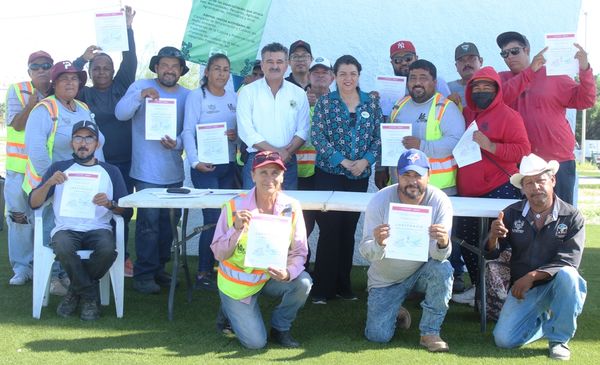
[59,171,101,219]
[453,121,482,168]
[145,98,177,140]
[196,122,229,165]
[244,213,292,269]
[545,33,578,76]
[380,123,412,166]
[385,203,432,262]
[95,12,129,52]
[375,75,407,116]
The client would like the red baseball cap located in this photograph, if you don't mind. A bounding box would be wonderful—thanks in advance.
[390,40,416,57]
[50,60,87,88]
[252,151,287,171]
[28,50,53,65]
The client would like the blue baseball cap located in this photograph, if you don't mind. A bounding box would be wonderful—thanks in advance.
[397,149,430,176]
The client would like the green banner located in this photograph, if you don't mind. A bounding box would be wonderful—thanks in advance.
[181,0,272,77]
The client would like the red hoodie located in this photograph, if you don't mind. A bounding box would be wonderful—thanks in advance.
[458,66,531,197]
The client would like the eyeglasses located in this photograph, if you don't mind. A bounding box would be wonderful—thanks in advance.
[29,63,52,71]
[72,136,97,144]
[254,151,281,165]
[392,54,415,64]
[290,55,310,62]
[500,47,525,58]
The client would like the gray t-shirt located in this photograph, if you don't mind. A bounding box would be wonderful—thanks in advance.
[448,79,466,107]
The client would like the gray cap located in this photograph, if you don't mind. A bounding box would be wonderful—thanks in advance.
[455,42,480,60]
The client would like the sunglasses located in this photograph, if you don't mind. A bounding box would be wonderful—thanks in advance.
[254,151,282,165]
[392,54,415,64]
[500,47,525,59]
[72,136,97,144]
[29,63,52,71]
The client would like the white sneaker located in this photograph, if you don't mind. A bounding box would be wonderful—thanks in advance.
[451,286,475,307]
[50,277,69,296]
[9,272,31,285]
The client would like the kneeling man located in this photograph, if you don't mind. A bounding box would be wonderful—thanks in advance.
[360,149,453,352]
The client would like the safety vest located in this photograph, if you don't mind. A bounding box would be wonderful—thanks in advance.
[22,96,89,194]
[5,82,34,173]
[217,193,298,300]
[295,106,316,178]
[390,92,457,190]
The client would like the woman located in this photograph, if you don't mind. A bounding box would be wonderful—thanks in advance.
[310,55,382,303]
[210,151,311,349]
[182,53,238,290]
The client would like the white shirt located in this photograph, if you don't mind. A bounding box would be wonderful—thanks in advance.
[236,78,309,152]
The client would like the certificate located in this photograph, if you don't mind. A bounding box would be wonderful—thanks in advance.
[145,98,177,140]
[95,12,129,52]
[545,33,578,76]
[375,75,407,116]
[196,122,229,165]
[244,213,292,269]
[385,203,432,262]
[380,123,412,166]
[453,121,482,168]
[59,171,101,219]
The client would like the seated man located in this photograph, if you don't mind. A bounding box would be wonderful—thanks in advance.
[211,151,312,349]
[486,153,586,361]
[29,121,129,320]
[360,149,453,352]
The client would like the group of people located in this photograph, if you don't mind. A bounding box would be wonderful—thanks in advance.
[3,10,594,360]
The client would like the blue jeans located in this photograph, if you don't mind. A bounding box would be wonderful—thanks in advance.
[133,180,182,281]
[554,160,576,205]
[242,152,298,190]
[190,163,237,273]
[219,271,312,349]
[493,266,587,348]
[365,259,453,342]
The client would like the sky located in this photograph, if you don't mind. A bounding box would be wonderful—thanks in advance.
[0,0,597,96]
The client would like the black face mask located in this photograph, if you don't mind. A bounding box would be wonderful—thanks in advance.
[471,92,496,110]
[72,152,95,164]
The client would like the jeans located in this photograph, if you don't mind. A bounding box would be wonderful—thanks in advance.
[365,259,453,342]
[133,180,182,281]
[51,229,117,299]
[4,171,33,276]
[110,161,134,258]
[190,163,237,273]
[242,152,298,190]
[219,271,312,349]
[554,160,576,205]
[493,266,587,348]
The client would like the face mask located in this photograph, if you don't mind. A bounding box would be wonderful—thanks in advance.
[471,91,495,109]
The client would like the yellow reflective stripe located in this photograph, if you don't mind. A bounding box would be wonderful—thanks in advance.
[389,96,411,122]
[12,82,34,108]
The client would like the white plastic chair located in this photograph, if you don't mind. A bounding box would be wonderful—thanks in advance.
[32,202,125,319]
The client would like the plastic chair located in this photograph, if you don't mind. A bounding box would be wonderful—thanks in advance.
[32,202,125,319]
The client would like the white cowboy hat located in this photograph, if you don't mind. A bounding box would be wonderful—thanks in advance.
[510,153,559,189]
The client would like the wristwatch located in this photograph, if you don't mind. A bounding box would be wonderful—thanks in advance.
[108,200,117,210]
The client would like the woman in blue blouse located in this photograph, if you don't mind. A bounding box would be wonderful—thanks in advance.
[310,55,382,303]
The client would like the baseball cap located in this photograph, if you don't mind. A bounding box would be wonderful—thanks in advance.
[50,60,87,86]
[149,46,190,75]
[455,42,480,60]
[496,31,530,49]
[390,40,416,57]
[397,149,431,176]
[252,151,287,171]
[28,50,53,65]
[309,56,332,71]
[252,60,261,69]
[289,40,312,55]
[72,120,99,137]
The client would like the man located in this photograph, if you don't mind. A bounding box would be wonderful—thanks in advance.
[376,60,465,195]
[115,46,190,294]
[74,5,137,277]
[285,40,313,89]
[448,42,483,108]
[361,149,453,352]
[4,50,53,285]
[496,31,596,204]
[29,121,129,320]
[237,42,310,190]
[389,40,451,96]
[486,153,586,361]
[242,60,264,86]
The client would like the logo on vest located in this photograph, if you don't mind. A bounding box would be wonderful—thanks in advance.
[556,223,568,238]
[512,219,525,234]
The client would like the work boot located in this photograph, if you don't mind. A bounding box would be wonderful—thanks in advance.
[56,289,80,317]
[133,278,161,294]
[420,335,449,352]
[270,328,300,348]
[80,298,100,321]
[396,306,412,330]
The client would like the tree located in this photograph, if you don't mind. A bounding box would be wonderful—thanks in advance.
[576,74,600,141]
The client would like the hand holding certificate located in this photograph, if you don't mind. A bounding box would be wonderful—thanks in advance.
[196,122,229,165]
[145,98,177,140]
[95,11,128,52]
[375,75,407,116]
[385,203,432,262]
[244,213,292,269]
[545,33,578,76]
[453,121,482,168]
[59,172,101,219]
[380,123,412,166]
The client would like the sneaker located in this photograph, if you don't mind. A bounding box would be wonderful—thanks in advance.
[336,292,358,301]
[133,278,161,294]
[9,272,31,286]
[420,335,449,352]
[155,271,178,288]
[549,342,570,360]
[396,306,411,330]
[50,277,69,296]
[56,290,80,317]
[124,258,134,278]
[80,298,100,321]
[194,273,217,291]
[311,296,327,305]
[270,328,300,348]
[451,286,475,307]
